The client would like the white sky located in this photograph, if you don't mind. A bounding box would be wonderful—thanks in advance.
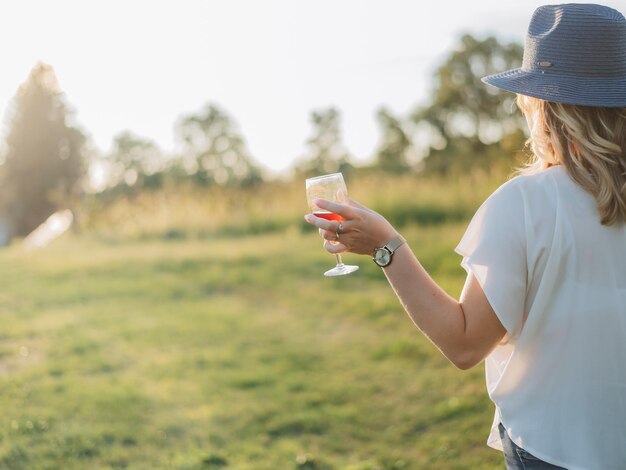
[1,0,624,174]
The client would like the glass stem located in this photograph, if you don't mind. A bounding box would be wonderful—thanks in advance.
[335,254,345,267]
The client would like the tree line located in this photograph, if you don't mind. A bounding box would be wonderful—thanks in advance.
[0,34,524,243]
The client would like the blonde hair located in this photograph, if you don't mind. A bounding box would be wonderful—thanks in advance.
[516,95,626,225]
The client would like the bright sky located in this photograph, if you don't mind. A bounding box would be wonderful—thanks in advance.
[1,0,624,174]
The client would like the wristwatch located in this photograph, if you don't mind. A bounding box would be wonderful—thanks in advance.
[372,235,406,267]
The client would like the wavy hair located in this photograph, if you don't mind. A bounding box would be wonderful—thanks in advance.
[516,95,626,225]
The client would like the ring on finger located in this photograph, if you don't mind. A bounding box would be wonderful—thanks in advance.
[337,222,345,234]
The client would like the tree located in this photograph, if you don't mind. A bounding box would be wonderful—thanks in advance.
[0,63,86,239]
[175,103,262,187]
[373,107,417,173]
[294,107,352,177]
[107,131,165,190]
[413,35,526,174]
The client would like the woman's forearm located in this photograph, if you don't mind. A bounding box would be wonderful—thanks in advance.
[381,243,491,370]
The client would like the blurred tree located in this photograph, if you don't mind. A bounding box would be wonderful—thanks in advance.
[0,62,86,239]
[107,131,165,190]
[413,34,526,174]
[373,106,417,174]
[175,103,262,187]
[294,107,353,177]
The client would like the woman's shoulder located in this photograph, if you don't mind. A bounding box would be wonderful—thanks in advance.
[477,167,569,226]
[502,165,564,188]
[490,166,566,203]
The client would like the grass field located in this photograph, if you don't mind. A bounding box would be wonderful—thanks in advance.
[0,169,515,469]
[0,219,504,469]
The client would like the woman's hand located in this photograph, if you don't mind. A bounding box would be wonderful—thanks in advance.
[304,198,399,256]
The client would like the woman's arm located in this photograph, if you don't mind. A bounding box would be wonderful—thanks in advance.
[380,243,507,369]
[304,198,507,370]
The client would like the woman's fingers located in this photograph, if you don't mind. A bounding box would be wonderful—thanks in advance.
[305,214,338,232]
[305,213,349,235]
[313,199,354,219]
[323,240,347,253]
[305,217,349,252]
[319,228,339,241]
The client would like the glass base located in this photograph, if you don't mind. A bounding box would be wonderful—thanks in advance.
[324,264,359,277]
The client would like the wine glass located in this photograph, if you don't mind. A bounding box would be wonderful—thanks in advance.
[305,172,359,277]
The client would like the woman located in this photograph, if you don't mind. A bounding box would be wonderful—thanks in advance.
[304,4,626,470]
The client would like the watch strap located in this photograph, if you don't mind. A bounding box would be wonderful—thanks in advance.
[384,234,406,254]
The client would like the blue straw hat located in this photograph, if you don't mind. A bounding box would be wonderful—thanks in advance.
[482,3,626,107]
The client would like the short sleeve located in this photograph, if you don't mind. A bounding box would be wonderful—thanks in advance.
[455,180,528,339]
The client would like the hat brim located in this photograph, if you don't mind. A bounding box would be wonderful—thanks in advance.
[482,68,626,107]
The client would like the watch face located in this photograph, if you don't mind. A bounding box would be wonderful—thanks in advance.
[374,248,391,267]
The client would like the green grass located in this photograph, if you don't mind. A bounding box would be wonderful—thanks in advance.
[0,222,503,469]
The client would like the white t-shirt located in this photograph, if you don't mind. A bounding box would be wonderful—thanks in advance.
[455,166,626,470]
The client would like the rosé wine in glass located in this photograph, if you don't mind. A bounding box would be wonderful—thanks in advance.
[305,173,358,277]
